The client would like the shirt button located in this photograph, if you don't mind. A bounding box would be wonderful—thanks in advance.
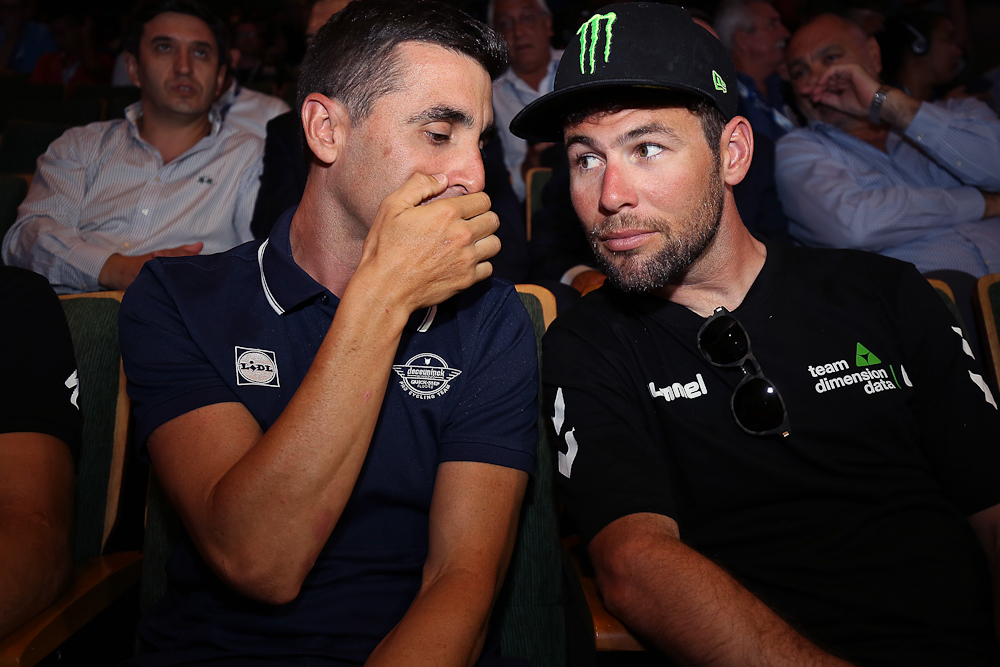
[156,177,161,182]
[320,295,329,304]
[142,209,149,215]
[956,160,962,167]
[123,242,129,248]
[916,133,924,140]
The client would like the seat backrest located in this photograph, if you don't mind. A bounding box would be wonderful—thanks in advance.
[59,291,130,563]
[525,167,553,242]
[975,274,1000,390]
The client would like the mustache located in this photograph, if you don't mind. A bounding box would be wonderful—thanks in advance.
[588,212,668,246]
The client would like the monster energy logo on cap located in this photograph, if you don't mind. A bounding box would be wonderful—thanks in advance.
[577,12,616,75]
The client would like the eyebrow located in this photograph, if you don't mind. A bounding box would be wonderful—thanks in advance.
[407,105,474,129]
[150,35,215,51]
[566,121,681,151]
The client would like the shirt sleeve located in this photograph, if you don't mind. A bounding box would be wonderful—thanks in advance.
[890,264,1000,515]
[119,262,240,455]
[542,312,677,544]
[439,285,538,475]
[232,147,263,243]
[902,98,1000,191]
[1,127,118,293]
[0,268,81,461]
[776,129,986,252]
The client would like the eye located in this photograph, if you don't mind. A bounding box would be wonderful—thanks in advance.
[822,53,840,65]
[155,42,171,53]
[194,48,210,59]
[426,131,450,144]
[576,154,602,171]
[636,144,663,159]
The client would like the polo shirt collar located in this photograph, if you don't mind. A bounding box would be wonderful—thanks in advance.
[259,206,328,314]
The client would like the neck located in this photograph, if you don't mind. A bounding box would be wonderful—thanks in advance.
[654,208,767,317]
[136,102,213,164]
[514,60,549,91]
[288,177,366,297]
[844,118,890,152]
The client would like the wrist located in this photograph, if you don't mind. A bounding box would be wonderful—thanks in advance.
[868,85,892,124]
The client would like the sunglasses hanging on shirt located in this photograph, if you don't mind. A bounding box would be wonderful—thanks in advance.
[697,306,791,437]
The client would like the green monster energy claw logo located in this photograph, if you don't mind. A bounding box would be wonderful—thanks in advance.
[577,12,617,75]
[712,70,727,93]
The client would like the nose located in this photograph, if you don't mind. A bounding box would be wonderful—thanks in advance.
[175,47,192,75]
[598,158,637,215]
[446,145,486,195]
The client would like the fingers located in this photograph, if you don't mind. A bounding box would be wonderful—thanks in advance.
[152,243,204,258]
[381,172,449,216]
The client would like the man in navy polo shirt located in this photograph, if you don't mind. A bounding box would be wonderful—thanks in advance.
[119,2,537,665]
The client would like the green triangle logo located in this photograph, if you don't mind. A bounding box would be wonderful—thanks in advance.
[856,343,881,366]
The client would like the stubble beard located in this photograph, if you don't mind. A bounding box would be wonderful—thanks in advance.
[588,167,725,293]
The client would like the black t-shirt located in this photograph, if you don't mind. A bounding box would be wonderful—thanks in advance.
[1,266,80,461]
[543,244,1000,665]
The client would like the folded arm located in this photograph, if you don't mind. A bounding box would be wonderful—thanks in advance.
[590,512,854,667]
[776,132,987,251]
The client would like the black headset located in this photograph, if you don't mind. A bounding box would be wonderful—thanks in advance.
[901,20,929,55]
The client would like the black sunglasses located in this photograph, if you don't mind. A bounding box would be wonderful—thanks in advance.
[697,306,790,437]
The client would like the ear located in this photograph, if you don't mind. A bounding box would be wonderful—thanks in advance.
[124,52,141,88]
[229,47,240,69]
[720,115,753,187]
[866,35,883,76]
[301,93,350,166]
[214,58,227,96]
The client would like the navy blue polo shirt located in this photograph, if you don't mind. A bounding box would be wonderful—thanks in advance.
[120,208,538,666]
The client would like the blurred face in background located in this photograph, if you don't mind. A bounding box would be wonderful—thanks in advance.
[493,0,552,77]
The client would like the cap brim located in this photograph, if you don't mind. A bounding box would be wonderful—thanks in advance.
[510,79,724,143]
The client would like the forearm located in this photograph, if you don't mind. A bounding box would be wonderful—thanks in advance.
[0,515,73,639]
[592,516,852,667]
[366,568,496,667]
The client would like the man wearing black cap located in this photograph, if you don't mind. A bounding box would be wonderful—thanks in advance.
[512,4,1000,665]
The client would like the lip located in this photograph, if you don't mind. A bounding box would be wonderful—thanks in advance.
[601,229,656,252]
[170,81,199,96]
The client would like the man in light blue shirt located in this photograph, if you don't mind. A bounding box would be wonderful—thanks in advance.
[489,0,561,201]
[776,14,1000,277]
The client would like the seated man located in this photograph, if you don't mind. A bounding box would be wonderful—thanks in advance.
[2,0,263,294]
[0,266,78,639]
[490,0,562,201]
[714,0,797,141]
[119,1,537,665]
[511,4,1000,664]
[775,13,1000,277]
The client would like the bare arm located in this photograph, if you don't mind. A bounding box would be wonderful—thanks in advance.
[365,461,528,667]
[968,503,1000,641]
[147,173,501,605]
[589,513,854,667]
[0,433,74,639]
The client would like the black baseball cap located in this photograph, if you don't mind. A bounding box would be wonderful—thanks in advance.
[510,3,738,143]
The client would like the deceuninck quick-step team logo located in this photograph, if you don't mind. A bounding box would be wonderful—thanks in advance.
[392,353,462,400]
[235,346,280,387]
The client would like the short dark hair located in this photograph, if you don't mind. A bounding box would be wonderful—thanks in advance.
[297,0,508,126]
[563,89,728,168]
[123,0,230,66]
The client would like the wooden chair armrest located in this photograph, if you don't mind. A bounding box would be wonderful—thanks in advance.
[562,537,644,652]
[0,551,143,667]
